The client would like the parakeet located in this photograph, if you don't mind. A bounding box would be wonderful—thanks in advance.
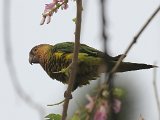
[29,42,156,90]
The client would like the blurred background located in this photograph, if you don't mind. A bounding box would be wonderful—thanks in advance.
[0,0,160,120]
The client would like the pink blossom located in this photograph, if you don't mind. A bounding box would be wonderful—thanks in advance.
[40,16,46,25]
[46,16,52,24]
[61,3,69,10]
[52,0,65,3]
[85,95,95,112]
[58,0,64,2]
[113,99,122,113]
[41,0,69,25]
[52,0,58,3]
[94,104,108,120]
[94,107,107,120]
[44,3,56,13]
[94,100,108,120]
[44,0,68,14]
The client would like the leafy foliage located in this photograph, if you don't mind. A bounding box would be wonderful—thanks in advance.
[71,113,81,120]
[45,114,62,120]
[113,88,125,99]
[70,87,125,120]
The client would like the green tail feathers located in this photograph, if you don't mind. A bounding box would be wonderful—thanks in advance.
[113,62,157,72]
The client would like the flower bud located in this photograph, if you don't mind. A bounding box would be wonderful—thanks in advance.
[40,16,46,25]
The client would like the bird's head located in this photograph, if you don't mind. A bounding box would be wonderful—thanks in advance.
[29,44,52,65]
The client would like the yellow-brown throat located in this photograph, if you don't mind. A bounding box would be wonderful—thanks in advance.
[29,44,53,65]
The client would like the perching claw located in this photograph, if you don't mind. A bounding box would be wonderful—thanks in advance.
[52,64,71,77]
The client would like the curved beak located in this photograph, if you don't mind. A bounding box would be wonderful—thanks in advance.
[29,55,39,65]
[29,56,33,65]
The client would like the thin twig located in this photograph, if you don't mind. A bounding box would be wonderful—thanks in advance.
[99,0,116,120]
[109,5,160,75]
[106,4,160,120]
[61,0,82,120]
[107,4,160,84]
[100,0,108,54]
[3,0,45,119]
[89,1,109,119]
[47,99,65,106]
[153,62,160,120]
[96,0,117,120]
[89,88,101,119]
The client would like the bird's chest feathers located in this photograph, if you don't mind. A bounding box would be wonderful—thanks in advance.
[51,52,70,72]
[41,52,71,80]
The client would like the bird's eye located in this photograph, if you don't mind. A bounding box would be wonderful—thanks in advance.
[34,48,38,52]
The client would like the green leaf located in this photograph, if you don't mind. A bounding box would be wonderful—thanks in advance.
[45,114,62,120]
[56,3,61,8]
[72,18,77,23]
[113,88,125,99]
[71,113,81,120]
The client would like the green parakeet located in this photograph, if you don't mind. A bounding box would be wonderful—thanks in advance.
[29,42,155,90]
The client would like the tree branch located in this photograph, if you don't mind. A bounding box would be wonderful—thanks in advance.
[100,0,108,54]
[106,4,160,120]
[107,4,160,85]
[61,0,82,120]
[109,5,160,75]
[153,62,160,120]
[100,0,118,119]
[3,0,45,119]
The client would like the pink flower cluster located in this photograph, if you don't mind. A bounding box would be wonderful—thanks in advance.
[40,0,69,25]
[94,100,108,120]
[85,95,122,120]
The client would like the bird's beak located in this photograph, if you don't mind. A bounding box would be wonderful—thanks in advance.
[29,55,33,65]
[29,55,39,65]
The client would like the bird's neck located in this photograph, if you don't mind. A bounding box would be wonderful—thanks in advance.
[39,52,53,72]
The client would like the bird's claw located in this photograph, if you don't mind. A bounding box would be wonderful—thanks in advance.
[64,91,72,99]
[52,68,69,75]
[52,71,61,74]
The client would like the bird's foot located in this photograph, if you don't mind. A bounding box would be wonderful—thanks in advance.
[52,68,68,75]
[52,71,63,74]
[64,91,72,99]
[61,64,73,76]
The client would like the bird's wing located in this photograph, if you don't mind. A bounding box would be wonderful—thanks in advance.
[52,42,124,61]
[52,42,74,53]
[52,42,105,56]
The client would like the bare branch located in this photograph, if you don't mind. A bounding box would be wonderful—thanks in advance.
[99,0,116,120]
[107,4,160,84]
[153,62,160,120]
[110,5,160,74]
[61,0,82,120]
[47,99,65,106]
[100,0,108,54]
[3,0,45,119]
[106,4,160,120]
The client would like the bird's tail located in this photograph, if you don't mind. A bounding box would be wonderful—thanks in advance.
[109,61,157,72]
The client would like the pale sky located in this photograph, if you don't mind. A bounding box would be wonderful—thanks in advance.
[0,0,160,120]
